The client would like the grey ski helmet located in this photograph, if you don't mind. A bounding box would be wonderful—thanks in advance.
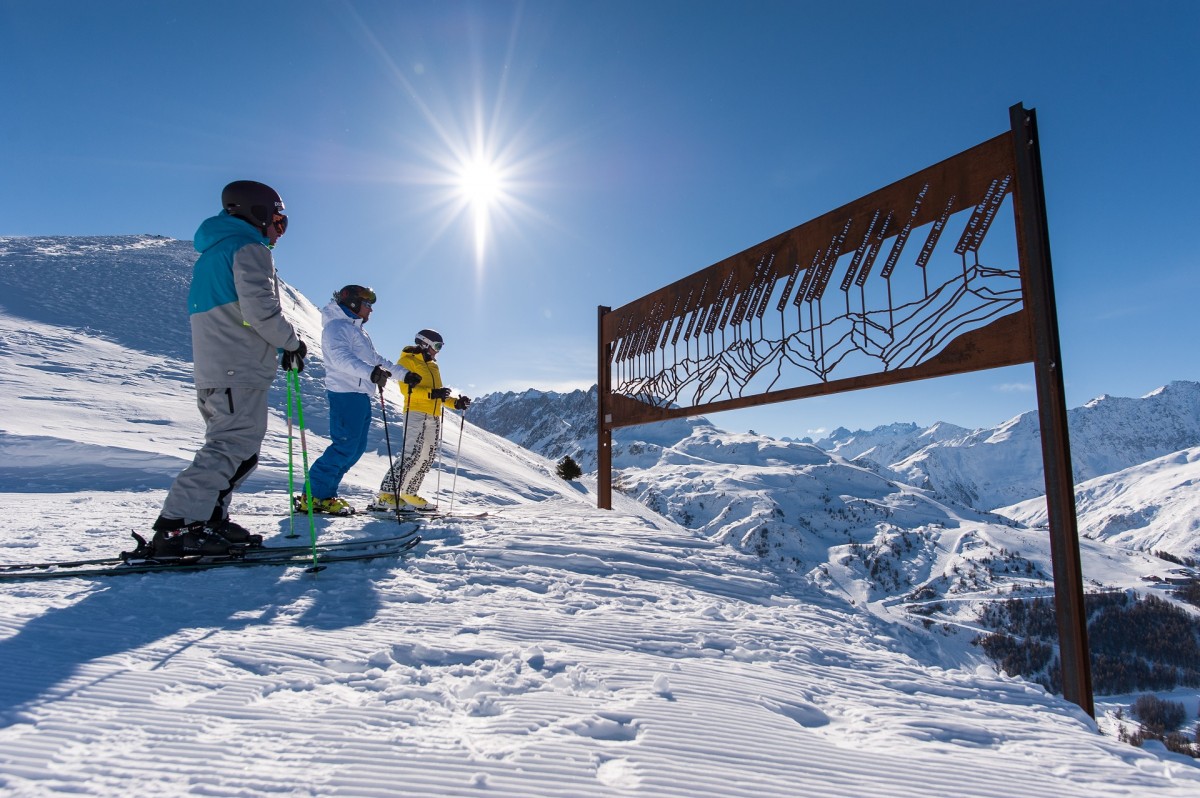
[415,329,443,352]
[222,180,286,236]
[335,284,377,313]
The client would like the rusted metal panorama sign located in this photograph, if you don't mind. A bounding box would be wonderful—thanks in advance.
[601,127,1027,430]
[597,103,1092,717]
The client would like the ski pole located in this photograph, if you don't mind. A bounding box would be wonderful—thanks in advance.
[289,369,321,572]
[393,382,413,505]
[433,402,445,509]
[448,404,467,516]
[378,384,406,526]
[286,373,298,539]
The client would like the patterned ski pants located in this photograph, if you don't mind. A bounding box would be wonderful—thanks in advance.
[379,410,441,497]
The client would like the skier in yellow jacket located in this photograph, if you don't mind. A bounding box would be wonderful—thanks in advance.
[369,329,470,512]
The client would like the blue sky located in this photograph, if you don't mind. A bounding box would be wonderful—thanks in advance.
[2,0,1196,440]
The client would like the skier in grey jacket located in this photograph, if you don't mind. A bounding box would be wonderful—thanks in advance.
[149,180,304,558]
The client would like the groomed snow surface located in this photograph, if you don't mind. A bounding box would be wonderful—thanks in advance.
[1,237,1198,796]
[2,487,1198,797]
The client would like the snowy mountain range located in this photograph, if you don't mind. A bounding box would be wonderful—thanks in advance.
[1,236,1198,795]
[469,382,1200,562]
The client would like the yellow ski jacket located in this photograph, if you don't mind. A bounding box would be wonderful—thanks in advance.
[398,346,446,415]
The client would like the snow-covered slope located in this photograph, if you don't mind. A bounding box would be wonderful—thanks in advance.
[1001,446,1200,557]
[794,383,1200,512]
[2,235,364,493]
[468,386,707,472]
[885,382,1200,510]
[1,237,1198,796]
[805,420,973,468]
[472,379,1200,561]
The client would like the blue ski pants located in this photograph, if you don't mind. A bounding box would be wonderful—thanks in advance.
[308,391,373,499]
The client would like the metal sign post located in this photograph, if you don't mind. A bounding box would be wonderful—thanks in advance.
[598,104,1092,716]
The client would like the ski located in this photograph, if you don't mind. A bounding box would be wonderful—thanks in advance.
[0,552,125,573]
[247,508,490,520]
[0,535,420,582]
[0,529,421,575]
[239,529,421,556]
[363,508,489,520]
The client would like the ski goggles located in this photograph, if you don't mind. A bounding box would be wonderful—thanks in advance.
[416,332,442,352]
[272,213,289,235]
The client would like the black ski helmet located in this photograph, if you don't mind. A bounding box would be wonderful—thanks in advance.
[221,180,286,236]
[335,284,377,313]
[415,329,443,352]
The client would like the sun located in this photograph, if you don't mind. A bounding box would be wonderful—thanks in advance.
[458,157,504,209]
[454,152,513,267]
[339,2,554,282]
[408,128,533,276]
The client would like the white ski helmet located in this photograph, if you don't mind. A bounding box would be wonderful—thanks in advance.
[415,329,443,352]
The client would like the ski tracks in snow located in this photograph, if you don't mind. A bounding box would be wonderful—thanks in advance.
[1,493,1198,796]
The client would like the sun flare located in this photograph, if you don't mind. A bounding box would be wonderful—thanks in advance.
[341,2,557,285]
[458,158,504,209]
[451,151,515,268]
[355,17,540,276]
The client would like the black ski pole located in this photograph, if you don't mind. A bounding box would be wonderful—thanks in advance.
[378,384,405,525]
[391,382,413,513]
[432,402,449,510]
[448,404,467,516]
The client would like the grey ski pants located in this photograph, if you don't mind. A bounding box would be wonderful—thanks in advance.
[160,386,269,524]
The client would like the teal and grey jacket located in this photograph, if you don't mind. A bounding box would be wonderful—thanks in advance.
[188,211,300,389]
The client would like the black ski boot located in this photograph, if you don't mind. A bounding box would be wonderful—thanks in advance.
[211,518,263,548]
[121,532,154,561]
[148,522,236,559]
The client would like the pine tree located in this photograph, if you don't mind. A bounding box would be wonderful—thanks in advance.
[556,455,583,481]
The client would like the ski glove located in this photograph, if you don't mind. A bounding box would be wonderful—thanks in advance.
[454,396,471,411]
[403,371,422,388]
[281,340,307,373]
[370,365,391,389]
[429,387,452,400]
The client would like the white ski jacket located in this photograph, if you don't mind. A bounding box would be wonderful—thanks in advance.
[319,301,406,394]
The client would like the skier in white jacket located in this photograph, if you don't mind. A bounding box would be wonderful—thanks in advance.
[297,285,420,514]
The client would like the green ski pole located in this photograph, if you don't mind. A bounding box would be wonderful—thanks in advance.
[286,372,299,539]
[289,369,322,573]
